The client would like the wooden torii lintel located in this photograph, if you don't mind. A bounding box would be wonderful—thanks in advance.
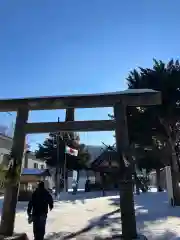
[0,89,161,112]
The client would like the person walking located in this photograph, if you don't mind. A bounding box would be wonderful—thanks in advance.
[27,181,54,240]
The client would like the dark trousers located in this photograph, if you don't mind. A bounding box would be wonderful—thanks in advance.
[33,215,47,240]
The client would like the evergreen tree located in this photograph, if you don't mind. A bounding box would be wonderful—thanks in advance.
[35,132,90,171]
[126,59,180,205]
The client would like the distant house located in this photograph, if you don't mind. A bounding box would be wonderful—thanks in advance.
[89,148,118,187]
[24,151,46,169]
[0,133,46,169]
[20,168,52,191]
[18,168,53,201]
[0,133,47,193]
[91,149,118,173]
[85,145,104,165]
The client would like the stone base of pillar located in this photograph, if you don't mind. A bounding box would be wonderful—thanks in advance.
[0,233,28,240]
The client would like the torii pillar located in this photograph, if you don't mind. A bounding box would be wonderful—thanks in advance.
[0,108,28,236]
[114,102,137,239]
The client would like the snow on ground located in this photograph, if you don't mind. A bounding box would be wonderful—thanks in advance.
[135,189,180,240]
[1,188,180,239]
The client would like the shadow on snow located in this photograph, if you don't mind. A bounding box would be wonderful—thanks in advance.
[109,191,180,239]
[45,208,121,240]
[46,191,180,239]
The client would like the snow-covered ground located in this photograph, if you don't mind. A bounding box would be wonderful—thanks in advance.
[135,189,180,240]
[1,188,180,239]
[51,188,180,240]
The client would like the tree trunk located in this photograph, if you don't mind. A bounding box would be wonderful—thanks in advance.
[160,119,180,205]
[170,152,180,205]
[24,151,28,168]
[169,139,180,205]
[65,170,68,192]
[101,173,106,196]
[55,167,61,197]
[134,174,140,195]
[156,168,163,192]
[77,170,80,189]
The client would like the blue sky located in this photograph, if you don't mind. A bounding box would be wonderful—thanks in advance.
[0,0,180,150]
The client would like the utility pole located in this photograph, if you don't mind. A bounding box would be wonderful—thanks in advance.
[63,132,70,193]
[63,144,67,193]
[63,108,75,193]
[55,117,61,199]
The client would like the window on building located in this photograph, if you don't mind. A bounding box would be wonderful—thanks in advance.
[41,165,44,169]
[34,163,38,169]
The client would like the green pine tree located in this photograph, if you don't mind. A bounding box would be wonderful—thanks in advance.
[126,59,180,205]
[35,132,90,170]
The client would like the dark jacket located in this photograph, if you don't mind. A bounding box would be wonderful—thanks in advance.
[27,188,53,217]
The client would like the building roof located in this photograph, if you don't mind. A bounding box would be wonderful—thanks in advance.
[85,145,104,164]
[90,148,119,173]
[22,168,50,176]
[92,150,117,166]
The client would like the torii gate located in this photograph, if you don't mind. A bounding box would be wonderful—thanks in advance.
[0,89,161,239]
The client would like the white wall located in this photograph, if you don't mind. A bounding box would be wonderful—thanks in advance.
[0,134,47,170]
[68,176,87,190]
[0,147,46,170]
[27,157,46,169]
[68,170,95,190]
